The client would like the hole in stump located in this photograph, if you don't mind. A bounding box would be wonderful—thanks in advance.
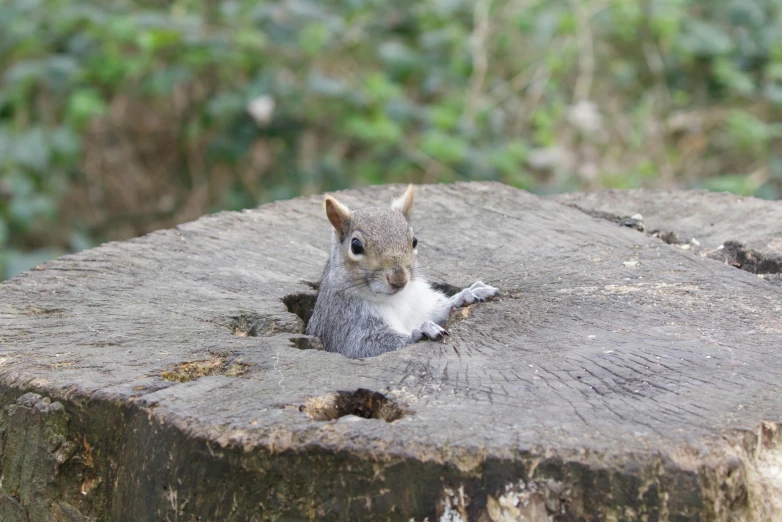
[160,355,250,382]
[302,388,407,422]
[302,280,320,291]
[430,282,460,297]
[227,312,304,336]
[708,240,782,275]
[230,314,264,337]
[289,334,323,351]
[650,230,682,245]
[283,292,318,328]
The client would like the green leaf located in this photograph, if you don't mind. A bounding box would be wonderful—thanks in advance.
[344,114,403,144]
[491,141,529,177]
[700,174,757,196]
[299,23,330,57]
[3,60,45,87]
[364,73,402,104]
[765,62,782,81]
[0,218,8,246]
[43,55,80,91]
[235,28,267,51]
[137,28,182,52]
[557,13,577,35]
[671,89,692,108]
[7,170,35,197]
[106,16,137,43]
[418,130,468,164]
[143,67,192,95]
[356,161,384,185]
[66,89,107,128]
[9,194,58,227]
[764,83,782,106]
[679,21,733,57]
[12,128,50,171]
[207,92,246,122]
[429,105,460,131]
[725,110,772,154]
[378,41,421,77]
[49,126,81,163]
[308,73,349,97]
[713,59,755,96]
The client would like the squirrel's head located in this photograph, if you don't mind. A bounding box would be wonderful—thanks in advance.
[323,185,418,297]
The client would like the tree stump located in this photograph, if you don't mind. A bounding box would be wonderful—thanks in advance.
[0,183,780,522]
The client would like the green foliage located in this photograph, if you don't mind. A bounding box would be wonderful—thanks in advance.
[699,174,758,196]
[1,0,780,280]
[725,110,777,154]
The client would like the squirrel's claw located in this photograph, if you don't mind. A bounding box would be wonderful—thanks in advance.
[417,320,448,341]
[469,281,501,302]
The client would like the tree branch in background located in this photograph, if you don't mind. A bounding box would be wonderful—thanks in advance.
[462,0,493,127]
[569,0,595,103]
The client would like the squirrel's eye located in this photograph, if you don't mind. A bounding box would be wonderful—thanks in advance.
[412,236,418,248]
[350,238,364,255]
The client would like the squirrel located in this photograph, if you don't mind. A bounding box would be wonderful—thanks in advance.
[306,184,501,358]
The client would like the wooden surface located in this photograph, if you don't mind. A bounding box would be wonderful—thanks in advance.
[0,183,780,521]
[552,188,782,279]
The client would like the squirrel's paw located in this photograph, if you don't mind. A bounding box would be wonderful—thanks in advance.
[446,281,501,307]
[413,320,448,342]
[468,281,501,302]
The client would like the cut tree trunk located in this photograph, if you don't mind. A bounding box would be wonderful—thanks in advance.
[0,183,780,522]
[551,188,782,279]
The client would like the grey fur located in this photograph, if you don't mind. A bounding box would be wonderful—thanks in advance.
[307,189,500,358]
[306,224,429,359]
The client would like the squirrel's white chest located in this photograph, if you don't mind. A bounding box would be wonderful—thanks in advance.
[370,280,448,334]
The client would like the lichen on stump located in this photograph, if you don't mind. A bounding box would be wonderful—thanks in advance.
[0,183,780,521]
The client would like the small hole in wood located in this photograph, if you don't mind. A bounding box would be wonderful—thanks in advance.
[430,282,461,297]
[289,334,323,351]
[229,314,264,337]
[160,355,250,382]
[707,240,782,275]
[303,389,408,422]
[282,292,318,329]
[226,312,304,336]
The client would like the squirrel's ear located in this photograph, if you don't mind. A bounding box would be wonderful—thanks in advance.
[324,195,352,239]
[391,184,414,220]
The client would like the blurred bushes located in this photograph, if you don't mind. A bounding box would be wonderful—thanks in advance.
[1,0,781,279]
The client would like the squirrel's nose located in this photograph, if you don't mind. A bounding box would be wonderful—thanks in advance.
[386,268,408,290]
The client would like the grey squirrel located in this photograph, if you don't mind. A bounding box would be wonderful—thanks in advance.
[306,185,500,358]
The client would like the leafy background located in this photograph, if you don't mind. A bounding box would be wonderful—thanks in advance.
[1,0,780,280]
